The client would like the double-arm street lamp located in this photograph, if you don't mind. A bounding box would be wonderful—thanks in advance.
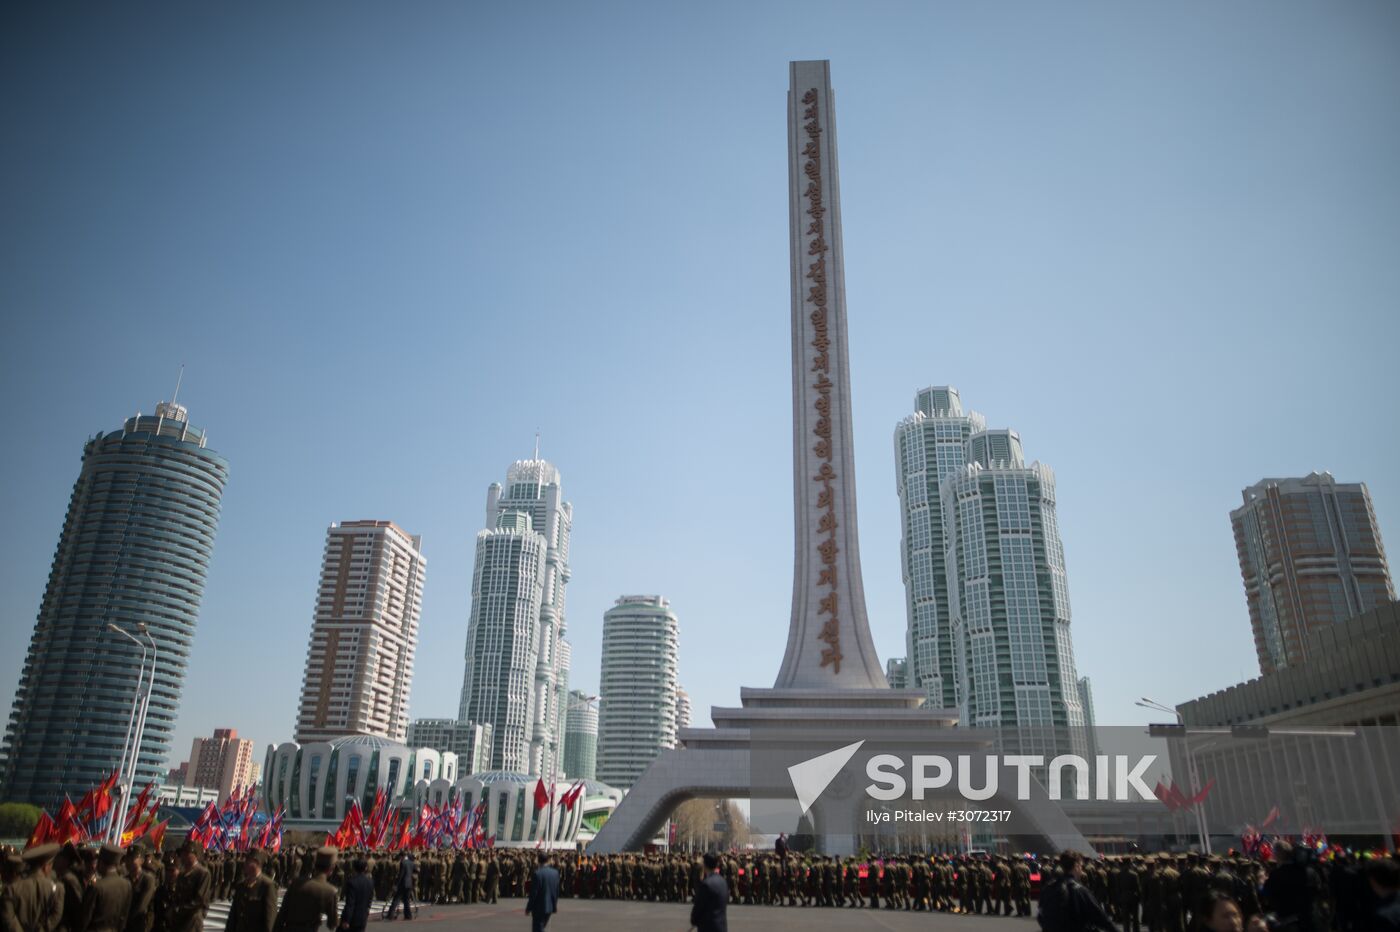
[543,693,599,849]
[106,621,157,844]
[1137,696,1211,854]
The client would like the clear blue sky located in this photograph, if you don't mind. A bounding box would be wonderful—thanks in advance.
[3,1,1398,769]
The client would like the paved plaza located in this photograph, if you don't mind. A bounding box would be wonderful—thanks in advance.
[356,900,1034,931]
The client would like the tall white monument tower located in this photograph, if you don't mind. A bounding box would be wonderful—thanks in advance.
[588,62,1091,857]
[778,59,887,690]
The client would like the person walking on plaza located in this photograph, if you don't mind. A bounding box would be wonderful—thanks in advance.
[225,852,276,932]
[689,853,728,932]
[1039,852,1117,932]
[386,853,415,921]
[525,853,560,932]
[272,849,337,932]
[338,860,373,932]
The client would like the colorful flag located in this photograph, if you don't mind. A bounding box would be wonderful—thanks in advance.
[533,778,549,811]
[148,819,168,853]
[26,812,56,849]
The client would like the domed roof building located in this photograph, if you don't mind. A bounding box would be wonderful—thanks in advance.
[263,739,620,848]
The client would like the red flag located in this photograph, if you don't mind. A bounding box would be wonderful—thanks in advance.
[1188,779,1215,807]
[56,799,82,843]
[126,783,154,831]
[533,778,549,811]
[148,819,168,853]
[26,812,57,849]
[561,782,585,812]
[1261,805,1281,828]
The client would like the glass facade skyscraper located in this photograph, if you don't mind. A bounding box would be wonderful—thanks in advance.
[457,459,572,776]
[893,387,985,708]
[897,388,1089,759]
[561,689,597,782]
[943,427,1087,755]
[1,400,228,808]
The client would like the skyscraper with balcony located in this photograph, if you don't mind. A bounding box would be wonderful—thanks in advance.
[1231,473,1394,674]
[562,690,597,782]
[894,387,985,709]
[0,399,228,808]
[596,595,679,789]
[294,521,426,744]
[458,459,572,776]
[943,426,1087,755]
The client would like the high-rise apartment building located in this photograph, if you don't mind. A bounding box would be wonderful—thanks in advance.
[458,459,573,776]
[294,521,426,744]
[1231,474,1394,674]
[885,657,908,690]
[894,387,985,709]
[406,718,493,775]
[942,425,1087,755]
[562,690,598,782]
[183,728,255,802]
[674,688,691,733]
[596,596,679,789]
[1,400,228,808]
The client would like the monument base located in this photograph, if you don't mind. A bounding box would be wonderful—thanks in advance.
[587,688,1094,855]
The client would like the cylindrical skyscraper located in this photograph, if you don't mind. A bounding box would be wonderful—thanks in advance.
[1,400,228,808]
[561,689,597,782]
[596,595,679,789]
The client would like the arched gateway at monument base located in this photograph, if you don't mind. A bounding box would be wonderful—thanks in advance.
[592,61,1094,857]
[589,689,1094,855]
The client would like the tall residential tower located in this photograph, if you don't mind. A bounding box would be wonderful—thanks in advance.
[458,459,572,775]
[294,521,426,744]
[1,399,228,807]
[943,426,1087,753]
[596,596,679,789]
[1232,473,1393,674]
[893,386,984,708]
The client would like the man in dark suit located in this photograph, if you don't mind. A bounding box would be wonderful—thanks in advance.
[524,853,560,932]
[690,853,728,932]
[386,854,415,921]
[339,860,374,932]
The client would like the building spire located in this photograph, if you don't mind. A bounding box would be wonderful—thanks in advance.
[171,364,185,406]
[534,429,541,461]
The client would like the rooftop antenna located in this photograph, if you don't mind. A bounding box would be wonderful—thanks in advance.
[171,364,185,405]
[534,429,540,461]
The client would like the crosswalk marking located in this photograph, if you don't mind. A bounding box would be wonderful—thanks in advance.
[204,894,395,929]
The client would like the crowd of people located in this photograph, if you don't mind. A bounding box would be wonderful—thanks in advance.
[3,837,1398,932]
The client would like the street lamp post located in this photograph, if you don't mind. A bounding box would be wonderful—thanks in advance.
[106,622,154,844]
[544,694,598,849]
[1138,697,1211,854]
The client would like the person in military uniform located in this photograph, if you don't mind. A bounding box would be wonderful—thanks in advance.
[272,848,337,932]
[1114,858,1143,932]
[165,843,210,932]
[122,849,157,932]
[224,852,276,932]
[77,845,132,932]
[51,845,87,932]
[2,844,62,932]
[1013,856,1033,917]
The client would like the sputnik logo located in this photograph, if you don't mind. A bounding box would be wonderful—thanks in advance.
[788,740,865,815]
